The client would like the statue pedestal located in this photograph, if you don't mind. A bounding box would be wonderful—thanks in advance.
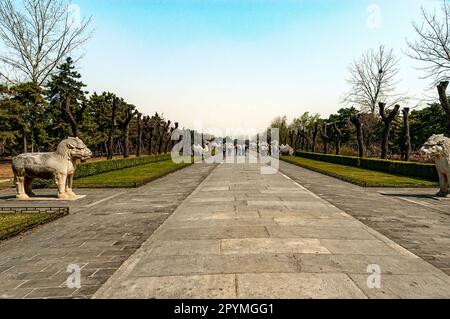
[14,195,86,201]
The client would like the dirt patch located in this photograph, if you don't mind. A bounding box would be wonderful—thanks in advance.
[0,163,12,179]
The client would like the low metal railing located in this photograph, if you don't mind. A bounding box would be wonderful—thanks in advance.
[0,207,69,240]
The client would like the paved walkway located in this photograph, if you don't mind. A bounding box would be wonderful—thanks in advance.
[279,160,450,276]
[0,164,216,298]
[95,162,450,299]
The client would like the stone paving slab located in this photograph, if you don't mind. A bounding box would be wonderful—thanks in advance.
[279,160,450,276]
[95,162,450,299]
[0,163,216,298]
[236,273,367,299]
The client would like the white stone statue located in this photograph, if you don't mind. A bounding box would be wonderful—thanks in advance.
[420,134,450,197]
[280,144,295,156]
[12,137,92,200]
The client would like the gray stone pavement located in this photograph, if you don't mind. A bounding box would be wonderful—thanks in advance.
[95,162,450,299]
[0,163,216,298]
[279,160,450,276]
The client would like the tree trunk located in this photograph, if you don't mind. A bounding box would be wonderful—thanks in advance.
[63,97,79,137]
[289,131,295,147]
[305,131,310,151]
[312,123,318,153]
[164,121,172,153]
[158,126,164,154]
[437,81,450,136]
[350,115,365,158]
[136,113,142,157]
[22,131,27,153]
[300,129,306,150]
[107,98,118,160]
[402,108,411,161]
[379,103,400,159]
[333,123,342,155]
[320,125,330,154]
[161,121,170,154]
[171,122,179,151]
[122,110,136,158]
[124,126,130,158]
[31,130,34,153]
[295,131,301,150]
[148,128,153,155]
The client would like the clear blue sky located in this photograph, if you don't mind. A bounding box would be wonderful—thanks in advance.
[75,0,441,131]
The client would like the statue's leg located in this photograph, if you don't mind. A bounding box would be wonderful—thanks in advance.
[55,174,69,199]
[15,175,29,200]
[24,177,35,196]
[444,173,450,194]
[65,175,76,197]
[437,172,449,197]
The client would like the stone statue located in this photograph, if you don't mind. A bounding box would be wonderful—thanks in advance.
[280,144,295,156]
[420,134,450,197]
[12,137,92,200]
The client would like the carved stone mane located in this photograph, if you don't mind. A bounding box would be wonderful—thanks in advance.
[441,138,450,158]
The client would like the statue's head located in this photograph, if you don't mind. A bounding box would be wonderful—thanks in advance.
[58,137,93,160]
[420,134,448,157]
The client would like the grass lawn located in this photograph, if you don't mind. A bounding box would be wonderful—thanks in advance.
[281,156,438,188]
[0,211,68,240]
[0,180,13,188]
[72,160,191,188]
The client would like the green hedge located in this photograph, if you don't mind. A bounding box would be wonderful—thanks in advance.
[294,151,438,182]
[74,154,171,179]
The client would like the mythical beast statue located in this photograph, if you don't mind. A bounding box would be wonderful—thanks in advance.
[421,134,450,197]
[12,137,92,200]
[280,144,295,156]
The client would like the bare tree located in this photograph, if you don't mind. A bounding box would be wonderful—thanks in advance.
[407,2,450,135]
[343,45,401,113]
[406,2,450,83]
[0,0,92,86]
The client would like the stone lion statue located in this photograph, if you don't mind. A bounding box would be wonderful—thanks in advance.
[12,137,92,200]
[420,134,450,197]
[280,144,295,156]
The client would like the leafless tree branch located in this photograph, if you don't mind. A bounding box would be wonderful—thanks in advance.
[0,0,92,86]
[342,45,402,113]
[406,1,450,84]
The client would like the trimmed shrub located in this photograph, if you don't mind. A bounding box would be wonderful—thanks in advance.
[74,154,171,179]
[294,151,438,182]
